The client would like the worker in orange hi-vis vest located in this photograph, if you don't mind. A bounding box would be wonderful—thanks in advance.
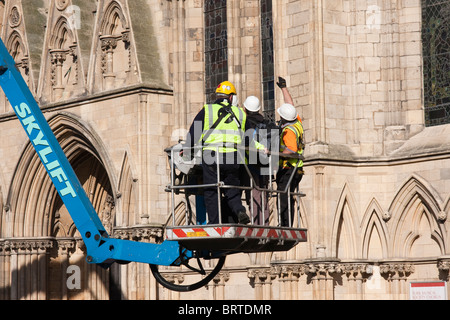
[276,77,305,227]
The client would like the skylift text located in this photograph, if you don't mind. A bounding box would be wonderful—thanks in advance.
[14,102,76,198]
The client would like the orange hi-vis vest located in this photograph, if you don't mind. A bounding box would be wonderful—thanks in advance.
[279,119,304,169]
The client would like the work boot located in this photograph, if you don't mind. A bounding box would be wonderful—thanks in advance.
[237,211,250,225]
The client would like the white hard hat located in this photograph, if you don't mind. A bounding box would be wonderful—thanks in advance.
[243,96,261,112]
[277,104,297,121]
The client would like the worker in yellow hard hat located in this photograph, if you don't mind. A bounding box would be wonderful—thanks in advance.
[184,81,250,225]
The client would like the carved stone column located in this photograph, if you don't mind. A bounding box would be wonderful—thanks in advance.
[50,49,68,100]
[248,267,277,300]
[100,35,119,90]
[341,263,373,300]
[112,225,164,300]
[7,239,53,300]
[278,265,306,300]
[0,241,11,300]
[165,273,184,300]
[121,29,132,75]
[57,240,76,300]
[380,263,414,300]
[303,261,342,300]
[211,271,230,300]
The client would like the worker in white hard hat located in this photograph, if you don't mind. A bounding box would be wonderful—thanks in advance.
[241,95,270,225]
[276,77,305,227]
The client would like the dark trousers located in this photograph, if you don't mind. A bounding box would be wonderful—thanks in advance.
[202,153,245,224]
[276,167,303,227]
[242,166,270,225]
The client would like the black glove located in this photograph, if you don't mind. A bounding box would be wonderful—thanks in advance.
[277,77,287,89]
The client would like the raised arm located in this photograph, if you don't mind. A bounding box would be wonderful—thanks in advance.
[277,77,294,105]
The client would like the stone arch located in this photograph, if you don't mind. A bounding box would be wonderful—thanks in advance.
[7,112,116,238]
[97,1,133,90]
[50,17,75,50]
[6,30,29,76]
[46,17,81,101]
[389,175,446,258]
[4,30,32,102]
[165,201,187,227]
[100,1,129,35]
[3,113,116,299]
[7,30,26,59]
[331,183,360,259]
[360,198,389,259]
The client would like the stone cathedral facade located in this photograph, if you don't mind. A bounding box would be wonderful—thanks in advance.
[0,0,449,300]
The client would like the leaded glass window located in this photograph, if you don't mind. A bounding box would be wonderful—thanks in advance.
[261,0,275,122]
[205,0,228,103]
[422,0,450,126]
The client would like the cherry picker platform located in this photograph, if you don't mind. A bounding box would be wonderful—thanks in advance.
[0,36,307,293]
[164,144,307,253]
[166,224,307,252]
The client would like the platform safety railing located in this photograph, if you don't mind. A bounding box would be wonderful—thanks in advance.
[165,144,305,229]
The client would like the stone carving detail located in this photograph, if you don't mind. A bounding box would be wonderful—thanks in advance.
[164,273,184,286]
[16,56,29,76]
[438,210,447,222]
[100,195,115,235]
[272,261,415,282]
[248,267,277,285]
[113,225,164,243]
[379,263,415,280]
[68,43,79,85]
[9,6,21,28]
[100,35,120,88]
[438,258,450,280]
[213,271,230,286]
[438,260,450,272]
[0,239,54,252]
[50,48,68,98]
[382,211,391,222]
[55,0,70,11]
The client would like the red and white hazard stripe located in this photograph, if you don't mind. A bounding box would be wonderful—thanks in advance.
[166,226,231,239]
[234,227,306,240]
[166,226,307,241]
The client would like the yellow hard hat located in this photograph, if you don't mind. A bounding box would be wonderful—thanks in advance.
[216,81,237,96]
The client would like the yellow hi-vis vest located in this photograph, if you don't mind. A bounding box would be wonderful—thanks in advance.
[202,103,246,153]
[279,120,304,168]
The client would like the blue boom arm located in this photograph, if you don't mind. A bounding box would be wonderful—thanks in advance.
[0,38,184,267]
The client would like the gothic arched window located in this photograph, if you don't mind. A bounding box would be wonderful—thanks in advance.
[422,0,450,126]
[204,0,228,103]
[261,0,275,122]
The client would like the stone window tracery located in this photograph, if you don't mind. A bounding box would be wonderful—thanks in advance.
[422,0,450,126]
[49,18,78,100]
[99,1,131,90]
[204,0,228,103]
[261,0,275,122]
[7,32,29,80]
